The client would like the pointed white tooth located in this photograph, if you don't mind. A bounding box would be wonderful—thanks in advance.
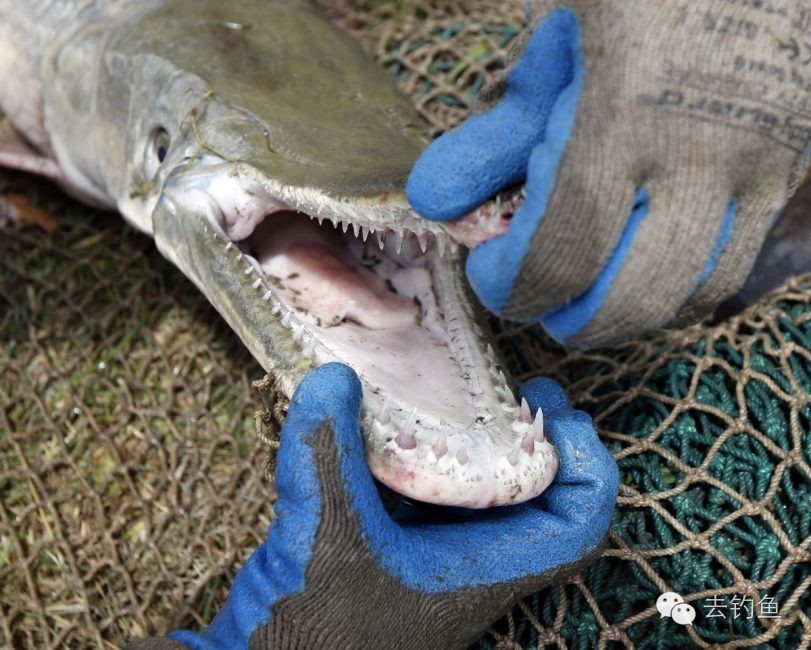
[376,396,391,425]
[263,290,273,301]
[270,303,281,315]
[244,265,253,275]
[352,222,360,237]
[396,410,418,450]
[521,433,534,455]
[432,432,448,459]
[486,344,496,358]
[281,312,292,328]
[361,226,370,241]
[519,398,532,423]
[317,215,324,226]
[498,370,509,386]
[224,242,234,251]
[413,220,424,235]
[532,408,545,442]
[376,231,386,250]
[252,278,262,290]
[341,220,349,234]
[395,430,417,450]
[457,444,469,465]
[330,215,338,227]
[395,229,405,254]
[303,339,315,357]
[507,447,520,466]
[436,233,446,257]
[417,233,428,253]
[449,241,460,254]
[405,407,417,434]
[294,323,305,341]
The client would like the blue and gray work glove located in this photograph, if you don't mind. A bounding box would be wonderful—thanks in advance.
[408,1,811,346]
[127,363,618,649]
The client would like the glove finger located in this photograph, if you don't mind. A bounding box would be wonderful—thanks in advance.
[520,377,618,524]
[273,363,375,525]
[466,136,638,316]
[549,172,734,346]
[677,180,792,324]
[406,7,584,221]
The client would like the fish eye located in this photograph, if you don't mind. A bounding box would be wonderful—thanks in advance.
[145,127,171,177]
[152,128,170,163]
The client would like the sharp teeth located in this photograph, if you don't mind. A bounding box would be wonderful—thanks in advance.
[432,432,448,459]
[352,222,360,237]
[436,233,446,257]
[329,215,337,227]
[244,265,253,275]
[486,344,496,358]
[417,233,428,253]
[252,278,262,290]
[413,220,424,235]
[270,303,281,315]
[519,398,532,423]
[224,242,234,251]
[395,410,418,450]
[303,339,315,357]
[498,370,509,386]
[263,290,273,301]
[376,396,391,425]
[457,444,469,465]
[361,226,370,241]
[395,430,417,450]
[294,323,305,341]
[506,447,520,466]
[395,228,405,254]
[281,312,292,328]
[532,409,545,442]
[341,221,349,234]
[405,407,417,433]
[521,433,534,455]
[376,231,387,250]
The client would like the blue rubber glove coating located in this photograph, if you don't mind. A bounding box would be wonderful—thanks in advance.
[406,8,740,345]
[166,363,618,649]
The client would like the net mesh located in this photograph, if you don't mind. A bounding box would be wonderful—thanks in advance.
[1,1,809,648]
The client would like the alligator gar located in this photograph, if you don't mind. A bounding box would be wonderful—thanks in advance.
[0,0,557,508]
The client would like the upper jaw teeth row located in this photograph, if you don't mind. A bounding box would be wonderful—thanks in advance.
[304,211,458,257]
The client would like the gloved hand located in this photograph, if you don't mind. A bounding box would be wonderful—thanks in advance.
[407,2,811,346]
[127,363,618,650]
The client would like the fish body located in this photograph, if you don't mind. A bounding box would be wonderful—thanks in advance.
[0,0,557,508]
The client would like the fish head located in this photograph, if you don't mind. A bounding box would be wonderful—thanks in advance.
[86,0,557,508]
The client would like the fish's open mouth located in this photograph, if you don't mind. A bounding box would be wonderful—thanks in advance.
[157,161,554,508]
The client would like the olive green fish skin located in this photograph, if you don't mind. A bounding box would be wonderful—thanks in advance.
[23,0,426,216]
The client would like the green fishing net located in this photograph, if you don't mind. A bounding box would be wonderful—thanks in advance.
[0,1,809,648]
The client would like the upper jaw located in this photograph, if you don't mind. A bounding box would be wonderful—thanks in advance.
[148,159,554,508]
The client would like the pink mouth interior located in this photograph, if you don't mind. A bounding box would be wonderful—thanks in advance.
[240,212,473,424]
[251,214,419,330]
